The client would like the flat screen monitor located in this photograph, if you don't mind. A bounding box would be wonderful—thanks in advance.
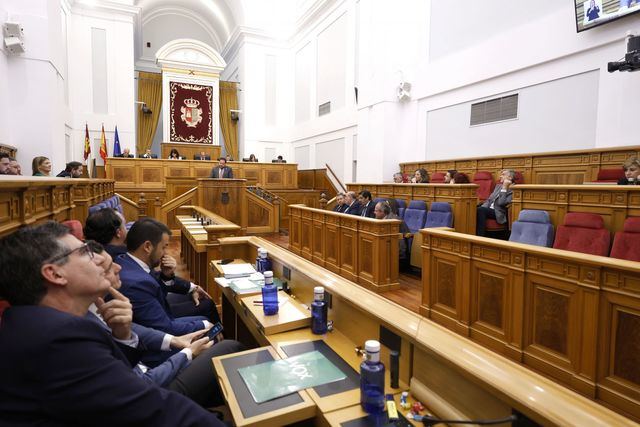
[575,0,640,32]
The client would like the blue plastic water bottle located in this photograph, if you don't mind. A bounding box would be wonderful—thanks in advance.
[311,286,328,334]
[360,340,385,414]
[255,248,272,273]
[261,271,278,315]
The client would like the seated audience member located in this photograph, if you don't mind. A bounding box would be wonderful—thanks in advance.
[195,151,210,161]
[411,168,430,183]
[116,218,219,339]
[87,241,243,408]
[84,208,128,258]
[56,161,83,178]
[374,201,409,260]
[8,158,21,175]
[343,191,362,215]
[116,147,134,158]
[333,193,346,212]
[0,153,10,174]
[358,190,376,218]
[249,153,258,162]
[393,172,405,183]
[168,149,181,160]
[444,169,457,183]
[0,222,224,426]
[619,157,640,185]
[32,156,52,176]
[387,198,401,216]
[450,172,470,184]
[476,169,515,236]
[225,154,233,162]
[273,155,286,163]
[209,157,233,178]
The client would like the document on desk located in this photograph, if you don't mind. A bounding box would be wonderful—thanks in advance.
[238,350,346,403]
[221,263,258,279]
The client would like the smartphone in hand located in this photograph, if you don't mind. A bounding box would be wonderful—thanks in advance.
[207,322,224,342]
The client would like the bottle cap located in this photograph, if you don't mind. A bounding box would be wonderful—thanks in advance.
[365,340,380,354]
[258,247,268,258]
[263,271,273,278]
[314,286,324,295]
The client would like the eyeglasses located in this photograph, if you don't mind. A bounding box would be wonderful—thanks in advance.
[44,243,94,264]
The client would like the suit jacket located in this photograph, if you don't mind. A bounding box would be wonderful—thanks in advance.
[0,306,222,427]
[116,154,134,158]
[115,254,206,335]
[345,201,362,216]
[139,154,158,159]
[333,204,345,212]
[359,201,375,218]
[480,184,512,224]
[209,166,233,178]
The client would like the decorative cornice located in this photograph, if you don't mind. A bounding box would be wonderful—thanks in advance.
[142,6,222,51]
[156,38,226,74]
[70,0,140,19]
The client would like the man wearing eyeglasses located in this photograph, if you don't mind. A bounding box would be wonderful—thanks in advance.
[0,222,223,426]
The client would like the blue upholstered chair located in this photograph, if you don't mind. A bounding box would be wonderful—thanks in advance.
[424,202,453,228]
[509,210,554,247]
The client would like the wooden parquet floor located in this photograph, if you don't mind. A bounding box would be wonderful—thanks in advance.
[169,233,423,314]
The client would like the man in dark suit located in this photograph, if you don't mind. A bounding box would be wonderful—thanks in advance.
[358,190,376,218]
[333,193,346,212]
[209,157,233,178]
[116,219,219,339]
[476,169,514,236]
[344,191,361,215]
[0,222,224,426]
[56,161,83,178]
[116,148,134,158]
[140,149,157,159]
[194,151,211,161]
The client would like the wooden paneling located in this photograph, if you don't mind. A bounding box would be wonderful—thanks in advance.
[272,189,325,230]
[105,158,299,190]
[512,185,640,233]
[160,142,221,161]
[289,205,400,292]
[346,183,479,235]
[0,177,114,237]
[400,145,640,184]
[421,227,640,419]
[197,179,246,232]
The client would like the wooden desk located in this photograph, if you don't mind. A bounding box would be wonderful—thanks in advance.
[420,226,640,419]
[511,184,640,232]
[213,235,636,426]
[400,145,640,184]
[288,204,401,292]
[346,183,478,235]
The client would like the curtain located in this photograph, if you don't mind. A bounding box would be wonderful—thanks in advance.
[219,81,239,160]
[136,72,163,155]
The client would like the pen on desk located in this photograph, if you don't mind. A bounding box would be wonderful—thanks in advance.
[252,300,263,305]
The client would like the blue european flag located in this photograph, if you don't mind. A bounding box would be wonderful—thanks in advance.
[113,126,122,157]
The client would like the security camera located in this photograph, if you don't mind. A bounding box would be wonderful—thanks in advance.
[608,32,640,73]
[230,109,241,121]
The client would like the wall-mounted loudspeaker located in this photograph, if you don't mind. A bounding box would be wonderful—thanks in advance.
[397,81,411,101]
[3,22,24,54]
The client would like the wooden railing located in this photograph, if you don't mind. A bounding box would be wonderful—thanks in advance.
[159,187,198,233]
[420,227,640,420]
[400,145,640,184]
[215,235,636,426]
[346,183,479,235]
[176,205,242,302]
[244,188,280,234]
[288,204,400,292]
[115,192,148,221]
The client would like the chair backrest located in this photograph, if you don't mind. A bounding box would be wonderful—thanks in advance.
[407,200,427,210]
[404,203,428,233]
[62,220,85,241]
[514,171,524,184]
[430,172,446,183]
[552,212,610,256]
[610,217,640,262]
[596,168,625,182]
[0,300,9,324]
[473,171,496,201]
[425,202,453,228]
[509,210,554,247]
[395,199,407,219]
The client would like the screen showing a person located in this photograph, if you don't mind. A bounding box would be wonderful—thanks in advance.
[575,0,640,32]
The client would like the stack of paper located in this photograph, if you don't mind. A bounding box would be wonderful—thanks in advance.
[220,263,257,279]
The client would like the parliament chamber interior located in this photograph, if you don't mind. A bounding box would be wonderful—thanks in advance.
[2,1,640,426]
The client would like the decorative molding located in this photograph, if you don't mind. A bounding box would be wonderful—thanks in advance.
[141,6,223,51]
[156,39,226,74]
[70,0,140,20]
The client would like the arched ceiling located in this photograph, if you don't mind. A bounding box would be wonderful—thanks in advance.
[135,0,243,67]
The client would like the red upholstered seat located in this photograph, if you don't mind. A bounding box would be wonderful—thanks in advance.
[514,171,524,184]
[610,217,640,262]
[485,218,506,231]
[430,172,446,183]
[62,220,84,241]
[473,171,496,201]
[553,212,611,256]
[595,168,625,183]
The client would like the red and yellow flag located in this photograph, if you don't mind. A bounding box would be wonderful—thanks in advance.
[83,124,91,160]
[99,124,108,165]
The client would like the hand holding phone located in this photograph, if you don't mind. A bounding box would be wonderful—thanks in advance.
[207,322,224,343]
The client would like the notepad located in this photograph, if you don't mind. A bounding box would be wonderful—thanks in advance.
[221,263,257,279]
[238,350,346,403]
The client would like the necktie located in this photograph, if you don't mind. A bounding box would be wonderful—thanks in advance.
[219,167,224,178]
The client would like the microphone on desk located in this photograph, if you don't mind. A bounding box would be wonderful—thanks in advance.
[420,414,518,426]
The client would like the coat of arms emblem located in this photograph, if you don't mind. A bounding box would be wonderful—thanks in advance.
[180,97,203,128]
